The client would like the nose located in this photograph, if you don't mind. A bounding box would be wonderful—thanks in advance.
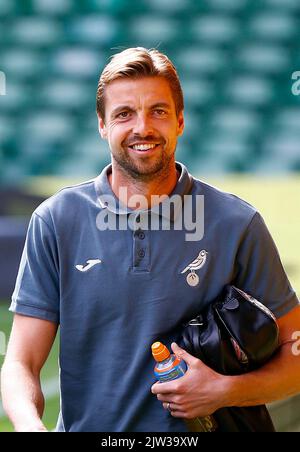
[132,112,154,137]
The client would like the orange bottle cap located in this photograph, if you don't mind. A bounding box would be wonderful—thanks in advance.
[151,342,170,362]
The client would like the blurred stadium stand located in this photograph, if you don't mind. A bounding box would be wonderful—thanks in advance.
[0,190,45,298]
[0,1,299,299]
[0,0,300,432]
[0,0,300,183]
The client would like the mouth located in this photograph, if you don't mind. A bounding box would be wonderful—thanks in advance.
[127,143,161,155]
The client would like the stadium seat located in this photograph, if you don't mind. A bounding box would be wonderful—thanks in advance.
[248,13,297,41]
[237,44,289,73]
[0,49,44,79]
[209,108,261,137]
[67,15,120,44]
[57,135,109,177]
[176,47,226,75]
[128,16,179,46]
[10,17,63,46]
[51,48,104,78]
[253,131,300,173]
[71,132,104,157]
[22,112,74,142]
[181,78,214,107]
[210,0,249,11]
[39,79,92,109]
[263,0,300,10]
[191,15,239,45]
[225,77,274,106]
[201,134,252,159]
[264,133,300,160]
[273,108,300,133]
[193,151,244,175]
[32,0,72,15]
[0,80,30,112]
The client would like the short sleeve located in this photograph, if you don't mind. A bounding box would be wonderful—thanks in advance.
[10,212,60,323]
[234,212,299,318]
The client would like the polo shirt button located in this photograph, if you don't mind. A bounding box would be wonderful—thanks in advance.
[138,249,145,258]
[138,231,145,240]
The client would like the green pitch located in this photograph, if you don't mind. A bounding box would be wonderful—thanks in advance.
[0,175,299,432]
[0,307,59,432]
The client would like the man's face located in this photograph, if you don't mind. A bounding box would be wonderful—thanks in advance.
[98,76,184,179]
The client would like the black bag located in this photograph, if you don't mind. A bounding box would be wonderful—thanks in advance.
[180,285,280,432]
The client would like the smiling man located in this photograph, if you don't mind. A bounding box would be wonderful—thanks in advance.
[1,47,300,432]
[97,55,184,211]
[99,77,183,177]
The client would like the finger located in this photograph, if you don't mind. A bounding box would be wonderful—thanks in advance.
[151,381,177,395]
[171,342,201,367]
[163,402,171,411]
[151,382,160,394]
[168,409,187,418]
[162,402,180,411]
[157,393,176,403]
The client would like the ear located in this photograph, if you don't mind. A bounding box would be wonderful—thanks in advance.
[98,115,108,139]
[177,111,184,137]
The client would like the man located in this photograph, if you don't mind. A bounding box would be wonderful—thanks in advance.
[1,47,300,432]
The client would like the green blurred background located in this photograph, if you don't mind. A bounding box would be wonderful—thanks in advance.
[1,0,300,432]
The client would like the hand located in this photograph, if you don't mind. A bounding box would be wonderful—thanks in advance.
[151,342,229,419]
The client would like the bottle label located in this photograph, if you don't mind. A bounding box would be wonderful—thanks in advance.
[154,358,187,382]
[155,367,185,382]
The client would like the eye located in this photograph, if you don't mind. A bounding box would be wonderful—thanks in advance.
[117,111,130,119]
[154,109,166,116]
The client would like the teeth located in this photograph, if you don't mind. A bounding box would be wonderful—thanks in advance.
[132,144,157,151]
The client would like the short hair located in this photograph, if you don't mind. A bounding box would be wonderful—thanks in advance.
[96,47,184,120]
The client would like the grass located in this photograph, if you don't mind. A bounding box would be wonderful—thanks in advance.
[0,306,59,432]
[204,175,300,294]
[0,174,299,432]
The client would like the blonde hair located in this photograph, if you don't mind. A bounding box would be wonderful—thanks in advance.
[96,47,184,120]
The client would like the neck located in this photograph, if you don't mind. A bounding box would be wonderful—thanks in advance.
[108,159,179,210]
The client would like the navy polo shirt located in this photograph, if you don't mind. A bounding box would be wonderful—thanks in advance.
[10,162,299,432]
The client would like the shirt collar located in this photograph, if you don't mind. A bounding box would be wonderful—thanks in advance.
[94,162,194,222]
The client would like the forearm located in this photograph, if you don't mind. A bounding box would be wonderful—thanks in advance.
[1,361,47,432]
[223,342,300,407]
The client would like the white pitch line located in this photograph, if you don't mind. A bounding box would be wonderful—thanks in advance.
[0,376,59,419]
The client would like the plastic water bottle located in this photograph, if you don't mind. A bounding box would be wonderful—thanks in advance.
[151,342,217,432]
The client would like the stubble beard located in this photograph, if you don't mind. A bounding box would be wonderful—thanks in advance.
[111,144,176,182]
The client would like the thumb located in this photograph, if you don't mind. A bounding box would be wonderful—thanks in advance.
[171,342,200,367]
